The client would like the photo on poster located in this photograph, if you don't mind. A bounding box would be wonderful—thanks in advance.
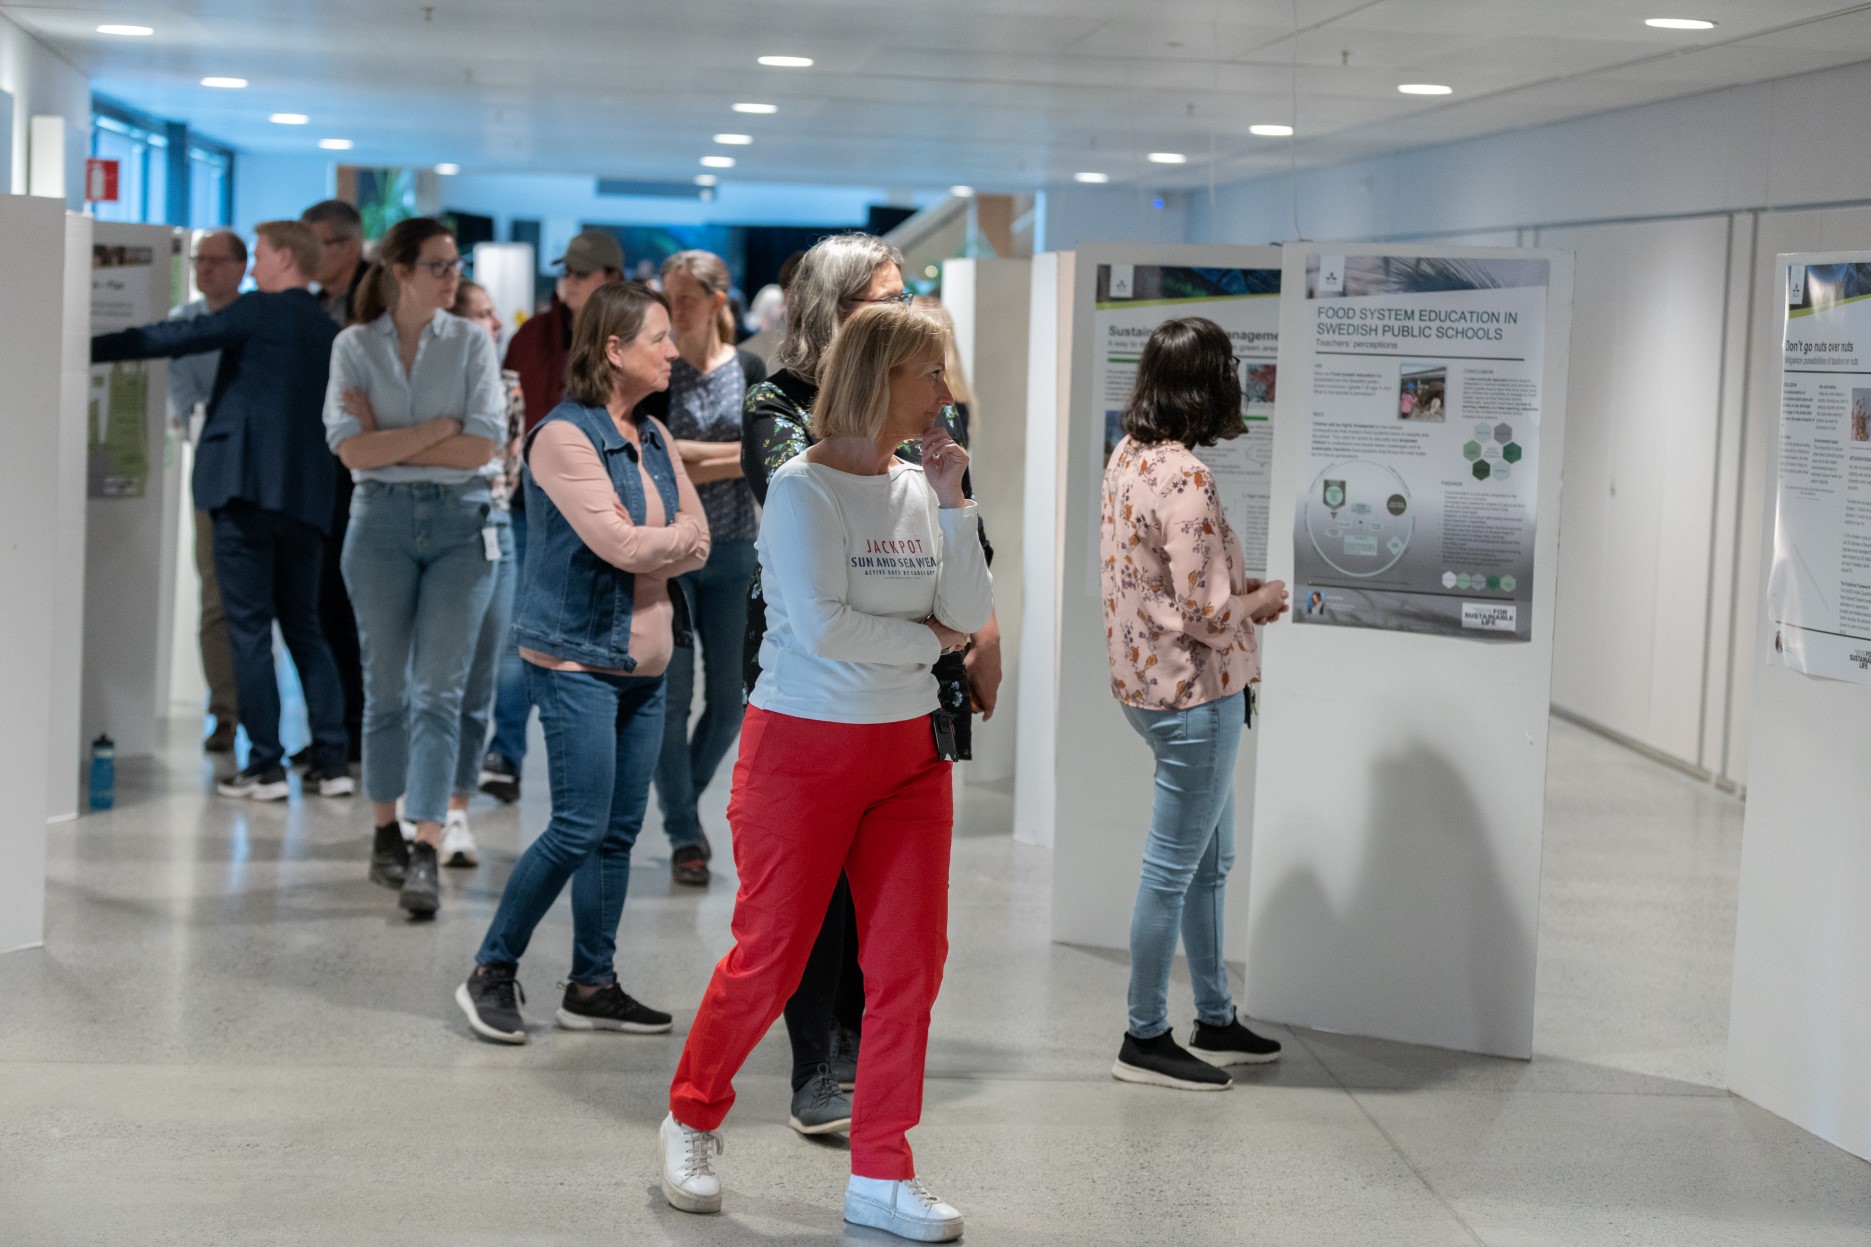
[1292,252,1549,640]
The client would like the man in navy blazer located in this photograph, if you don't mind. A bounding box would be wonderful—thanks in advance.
[92,220,352,801]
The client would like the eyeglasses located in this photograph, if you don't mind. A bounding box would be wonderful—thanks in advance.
[849,289,914,307]
[414,258,463,278]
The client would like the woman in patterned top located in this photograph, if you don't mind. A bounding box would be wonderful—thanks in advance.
[1100,317,1290,1092]
[638,250,767,888]
[439,279,525,867]
[739,232,1001,1137]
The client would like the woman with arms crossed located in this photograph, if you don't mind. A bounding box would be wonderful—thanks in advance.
[1101,317,1290,1091]
[660,301,991,1242]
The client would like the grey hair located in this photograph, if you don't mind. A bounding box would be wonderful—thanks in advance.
[300,199,363,241]
[774,232,905,383]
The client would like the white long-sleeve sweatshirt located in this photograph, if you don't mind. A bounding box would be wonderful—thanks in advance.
[751,454,994,724]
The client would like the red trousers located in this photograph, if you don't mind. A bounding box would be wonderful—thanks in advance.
[669,707,954,1178]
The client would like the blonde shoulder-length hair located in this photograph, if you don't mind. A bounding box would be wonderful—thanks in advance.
[811,301,950,441]
[775,232,906,383]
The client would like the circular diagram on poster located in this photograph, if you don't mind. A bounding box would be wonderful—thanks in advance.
[1305,459,1414,578]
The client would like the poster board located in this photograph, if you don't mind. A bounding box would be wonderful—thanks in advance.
[1025,244,1283,959]
[1245,243,1572,1058]
[82,222,184,759]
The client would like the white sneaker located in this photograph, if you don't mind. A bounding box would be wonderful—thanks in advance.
[659,1113,723,1214]
[440,809,478,867]
[844,1176,964,1242]
[394,796,416,844]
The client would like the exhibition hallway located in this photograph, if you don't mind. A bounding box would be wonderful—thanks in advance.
[0,717,1865,1246]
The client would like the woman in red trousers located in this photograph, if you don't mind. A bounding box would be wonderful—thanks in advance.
[659,300,992,1243]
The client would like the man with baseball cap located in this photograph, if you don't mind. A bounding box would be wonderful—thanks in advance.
[477,228,625,804]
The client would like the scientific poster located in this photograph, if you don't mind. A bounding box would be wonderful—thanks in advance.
[1092,262,1281,574]
[1290,253,1550,640]
[89,243,158,499]
[1765,254,1871,685]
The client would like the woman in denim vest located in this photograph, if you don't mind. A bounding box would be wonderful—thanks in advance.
[456,282,710,1043]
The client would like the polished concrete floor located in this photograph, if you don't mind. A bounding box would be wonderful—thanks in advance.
[2,714,1867,1245]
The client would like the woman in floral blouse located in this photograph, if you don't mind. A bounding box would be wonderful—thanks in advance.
[1100,317,1290,1092]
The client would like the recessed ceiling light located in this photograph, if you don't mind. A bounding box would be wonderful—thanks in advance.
[201,77,248,89]
[97,24,153,36]
[1147,152,1187,164]
[701,155,736,168]
[435,163,460,176]
[950,185,975,198]
[1645,17,1716,30]
[758,55,813,68]
[1074,171,1110,183]
[318,138,354,151]
[1250,124,1295,137]
[732,102,778,114]
[713,133,753,145]
[269,113,308,125]
[1398,83,1453,95]
[694,174,719,187]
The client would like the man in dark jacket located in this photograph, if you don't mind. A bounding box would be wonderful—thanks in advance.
[91,220,351,801]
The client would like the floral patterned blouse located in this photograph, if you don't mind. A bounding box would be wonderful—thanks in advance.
[1101,435,1259,710]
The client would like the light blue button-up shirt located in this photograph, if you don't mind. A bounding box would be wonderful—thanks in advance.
[166,297,220,438]
[323,308,507,484]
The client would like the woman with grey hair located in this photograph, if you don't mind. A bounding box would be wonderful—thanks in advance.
[737,231,1001,1142]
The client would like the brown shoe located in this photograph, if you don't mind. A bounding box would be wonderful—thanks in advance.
[672,845,710,887]
[203,722,237,755]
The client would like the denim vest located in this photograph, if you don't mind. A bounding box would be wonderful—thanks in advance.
[511,400,689,671]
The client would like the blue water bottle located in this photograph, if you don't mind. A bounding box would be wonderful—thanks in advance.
[88,735,116,811]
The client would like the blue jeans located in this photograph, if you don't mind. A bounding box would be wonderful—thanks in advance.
[454,510,516,795]
[476,665,666,984]
[210,502,348,774]
[340,481,496,825]
[1121,691,1244,1039]
[486,501,532,765]
[652,538,757,848]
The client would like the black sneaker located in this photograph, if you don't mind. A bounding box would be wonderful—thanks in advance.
[1188,1011,1283,1067]
[399,841,440,918]
[1112,1030,1233,1091]
[368,822,410,888]
[788,1064,853,1136]
[304,766,355,797]
[287,746,312,771]
[477,753,520,803]
[455,966,527,1044]
[216,766,290,801]
[831,1024,860,1092]
[554,982,672,1033]
[672,844,710,887]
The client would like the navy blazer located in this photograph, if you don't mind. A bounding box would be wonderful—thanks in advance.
[92,288,339,534]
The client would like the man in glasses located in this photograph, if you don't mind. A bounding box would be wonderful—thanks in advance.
[168,230,249,755]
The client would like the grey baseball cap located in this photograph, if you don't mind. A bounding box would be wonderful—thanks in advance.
[552,228,624,274]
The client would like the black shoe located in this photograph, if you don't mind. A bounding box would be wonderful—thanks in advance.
[788,1064,853,1135]
[304,766,355,797]
[399,842,440,918]
[455,966,527,1044]
[1112,1030,1233,1091]
[672,844,710,887]
[203,722,237,755]
[369,822,410,888]
[477,753,520,804]
[287,746,312,771]
[554,982,672,1033]
[1188,1011,1283,1067]
[831,1024,860,1092]
[216,766,290,801]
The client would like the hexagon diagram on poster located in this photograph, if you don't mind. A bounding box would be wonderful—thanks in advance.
[1304,460,1413,579]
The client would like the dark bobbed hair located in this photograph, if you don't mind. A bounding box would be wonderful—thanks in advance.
[564,281,671,406]
[351,217,455,325]
[1120,317,1244,448]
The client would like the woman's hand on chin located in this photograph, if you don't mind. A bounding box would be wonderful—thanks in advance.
[920,428,969,508]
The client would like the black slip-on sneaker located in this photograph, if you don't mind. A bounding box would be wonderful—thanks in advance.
[369,822,410,888]
[1112,1029,1233,1091]
[399,841,440,918]
[1189,1011,1283,1067]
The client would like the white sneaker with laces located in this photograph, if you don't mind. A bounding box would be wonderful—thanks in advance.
[844,1176,964,1242]
[659,1113,723,1214]
[394,796,416,844]
[440,808,478,867]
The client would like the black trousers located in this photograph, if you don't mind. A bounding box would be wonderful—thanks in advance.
[783,874,866,1089]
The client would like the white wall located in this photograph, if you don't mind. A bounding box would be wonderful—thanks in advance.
[0,14,88,207]
[230,153,335,236]
[1039,184,1191,253]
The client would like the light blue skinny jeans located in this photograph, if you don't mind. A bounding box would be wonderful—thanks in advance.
[341,480,496,826]
[1121,690,1245,1039]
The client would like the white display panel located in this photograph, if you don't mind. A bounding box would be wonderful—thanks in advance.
[82,222,185,759]
[1020,244,1283,961]
[49,212,92,821]
[471,242,535,355]
[1246,243,1573,1059]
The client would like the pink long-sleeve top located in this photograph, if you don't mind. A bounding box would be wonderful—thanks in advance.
[520,414,710,678]
[1100,435,1259,710]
